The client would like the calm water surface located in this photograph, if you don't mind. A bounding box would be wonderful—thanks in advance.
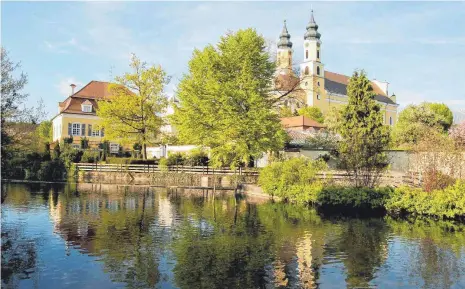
[2,182,465,289]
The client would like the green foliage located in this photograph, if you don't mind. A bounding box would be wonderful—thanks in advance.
[277,106,293,117]
[80,137,89,149]
[297,106,325,123]
[316,186,394,209]
[97,54,169,159]
[335,70,390,187]
[184,148,209,166]
[258,158,328,204]
[37,159,66,181]
[386,181,465,219]
[172,28,287,168]
[63,136,73,144]
[80,150,100,163]
[158,157,168,172]
[166,152,185,166]
[393,102,453,146]
[35,121,52,144]
[59,144,83,169]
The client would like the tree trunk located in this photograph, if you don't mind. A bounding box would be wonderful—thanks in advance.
[142,143,147,160]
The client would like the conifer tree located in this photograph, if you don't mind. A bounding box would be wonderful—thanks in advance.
[336,71,390,187]
[171,29,288,167]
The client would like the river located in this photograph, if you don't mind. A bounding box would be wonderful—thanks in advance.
[1,182,465,289]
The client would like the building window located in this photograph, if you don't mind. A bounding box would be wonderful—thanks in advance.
[92,128,101,137]
[305,66,309,75]
[82,104,92,112]
[317,50,320,59]
[317,94,321,100]
[317,66,320,75]
[318,81,320,87]
[110,143,119,153]
[305,50,308,59]
[72,123,81,136]
[389,116,393,126]
[305,82,308,87]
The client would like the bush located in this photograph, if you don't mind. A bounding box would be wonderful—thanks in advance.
[167,152,185,166]
[422,169,456,192]
[81,150,100,163]
[184,149,209,166]
[37,159,66,181]
[258,158,328,204]
[159,157,168,172]
[386,181,465,219]
[60,146,83,168]
[316,186,394,209]
[105,157,157,165]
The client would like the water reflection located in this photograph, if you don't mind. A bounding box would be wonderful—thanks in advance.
[2,182,465,289]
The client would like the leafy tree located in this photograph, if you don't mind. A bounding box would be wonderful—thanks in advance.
[393,102,452,146]
[297,106,324,123]
[98,54,169,159]
[35,120,52,144]
[278,106,293,117]
[335,70,390,187]
[172,29,287,167]
[427,102,453,131]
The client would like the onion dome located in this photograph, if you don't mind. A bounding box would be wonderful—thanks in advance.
[277,20,293,49]
[304,10,321,40]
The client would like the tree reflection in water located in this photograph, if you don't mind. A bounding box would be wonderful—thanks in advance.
[2,183,465,289]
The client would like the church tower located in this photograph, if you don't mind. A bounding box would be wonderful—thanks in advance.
[277,20,293,75]
[300,10,325,107]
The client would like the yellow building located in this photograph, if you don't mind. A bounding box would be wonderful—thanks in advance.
[274,12,398,126]
[51,81,120,152]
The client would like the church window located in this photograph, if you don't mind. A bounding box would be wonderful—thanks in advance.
[305,66,309,75]
[318,81,320,87]
[305,50,308,59]
[305,82,308,86]
[317,50,320,59]
[317,94,321,100]
[317,66,320,75]
[389,117,393,126]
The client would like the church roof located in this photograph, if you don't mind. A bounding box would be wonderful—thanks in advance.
[324,71,396,105]
[277,20,293,49]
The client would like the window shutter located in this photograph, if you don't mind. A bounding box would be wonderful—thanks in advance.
[88,125,92,136]
[81,124,86,136]
[68,123,72,136]
[101,128,105,137]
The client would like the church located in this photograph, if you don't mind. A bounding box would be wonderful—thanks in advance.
[274,11,398,126]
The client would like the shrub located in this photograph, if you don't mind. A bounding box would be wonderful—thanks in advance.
[105,157,157,165]
[258,158,328,204]
[184,149,209,166]
[167,152,185,166]
[81,150,100,163]
[316,186,394,209]
[37,159,66,181]
[60,146,83,168]
[159,157,168,172]
[80,137,89,149]
[386,181,465,219]
[423,169,456,192]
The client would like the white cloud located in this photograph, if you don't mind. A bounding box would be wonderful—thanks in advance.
[56,77,84,97]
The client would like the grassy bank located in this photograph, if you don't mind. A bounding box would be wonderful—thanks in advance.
[258,158,465,220]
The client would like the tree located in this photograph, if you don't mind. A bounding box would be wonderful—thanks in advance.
[297,106,324,123]
[450,121,465,148]
[335,70,390,187]
[427,102,453,131]
[171,29,288,167]
[393,102,452,146]
[97,54,169,159]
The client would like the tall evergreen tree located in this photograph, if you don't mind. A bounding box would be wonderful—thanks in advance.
[336,71,390,187]
[171,29,287,167]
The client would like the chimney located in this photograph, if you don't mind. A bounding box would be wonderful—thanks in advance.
[70,84,76,95]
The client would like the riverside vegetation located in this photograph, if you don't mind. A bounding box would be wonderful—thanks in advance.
[258,158,465,220]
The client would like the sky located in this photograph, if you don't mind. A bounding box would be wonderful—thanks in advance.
[2,1,465,120]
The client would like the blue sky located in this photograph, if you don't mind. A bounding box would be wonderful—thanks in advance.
[2,1,465,119]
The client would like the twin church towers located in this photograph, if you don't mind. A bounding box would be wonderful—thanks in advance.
[274,10,398,125]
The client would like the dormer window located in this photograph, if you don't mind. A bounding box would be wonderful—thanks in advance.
[81,100,93,113]
[82,105,92,112]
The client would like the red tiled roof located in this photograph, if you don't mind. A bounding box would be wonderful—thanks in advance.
[72,81,114,100]
[280,115,325,129]
[325,71,387,96]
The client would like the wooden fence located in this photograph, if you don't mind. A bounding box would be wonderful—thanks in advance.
[75,163,259,176]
